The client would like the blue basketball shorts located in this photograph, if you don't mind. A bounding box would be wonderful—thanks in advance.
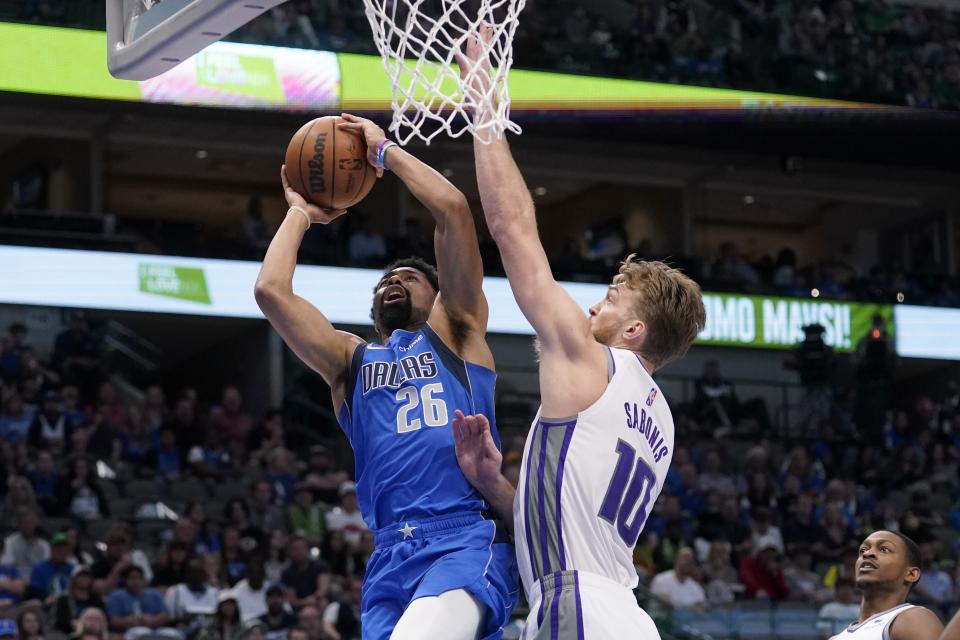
[360,511,520,640]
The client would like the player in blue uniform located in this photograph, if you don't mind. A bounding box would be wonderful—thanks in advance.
[255,113,518,640]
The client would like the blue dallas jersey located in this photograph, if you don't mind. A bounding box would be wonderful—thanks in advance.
[338,324,500,530]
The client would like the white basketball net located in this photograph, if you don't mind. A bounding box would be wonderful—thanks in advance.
[362,0,525,144]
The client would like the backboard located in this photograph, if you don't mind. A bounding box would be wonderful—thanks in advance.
[106,0,288,80]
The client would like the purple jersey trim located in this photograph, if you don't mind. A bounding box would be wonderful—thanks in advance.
[574,570,585,639]
[554,420,577,571]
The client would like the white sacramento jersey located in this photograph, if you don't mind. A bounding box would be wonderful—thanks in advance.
[514,346,675,601]
[834,604,915,640]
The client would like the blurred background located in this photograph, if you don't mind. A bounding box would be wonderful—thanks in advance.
[0,0,959,639]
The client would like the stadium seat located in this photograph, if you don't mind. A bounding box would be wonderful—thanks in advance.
[674,609,736,638]
[736,609,774,639]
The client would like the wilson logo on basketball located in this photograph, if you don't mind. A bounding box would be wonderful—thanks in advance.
[646,389,657,406]
[307,132,328,193]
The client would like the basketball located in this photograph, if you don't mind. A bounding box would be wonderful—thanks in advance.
[284,116,378,210]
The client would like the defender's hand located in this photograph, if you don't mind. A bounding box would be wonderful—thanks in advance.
[337,113,388,167]
[280,165,346,225]
[453,410,503,492]
[455,25,495,104]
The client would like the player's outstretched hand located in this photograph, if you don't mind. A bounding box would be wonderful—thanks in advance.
[337,114,387,168]
[280,165,346,224]
[455,25,494,112]
[453,409,502,492]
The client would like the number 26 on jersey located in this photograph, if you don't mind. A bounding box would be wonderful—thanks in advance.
[396,383,449,433]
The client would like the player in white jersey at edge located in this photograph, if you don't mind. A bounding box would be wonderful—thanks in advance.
[835,530,942,640]
[451,29,707,638]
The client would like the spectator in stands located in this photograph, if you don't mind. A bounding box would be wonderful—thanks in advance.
[817,502,852,563]
[0,322,29,382]
[2,508,48,579]
[0,394,35,444]
[710,242,759,288]
[51,566,104,635]
[232,559,269,622]
[60,385,88,428]
[693,360,739,432]
[248,409,287,467]
[321,531,351,580]
[281,537,330,609]
[209,386,255,449]
[346,216,387,266]
[324,483,366,549]
[698,450,736,495]
[288,627,309,640]
[164,559,219,632]
[187,429,231,482]
[0,620,13,640]
[105,565,177,640]
[56,455,109,521]
[220,527,247,587]
[166,397,202,452]
[223,498,265,557]
[251,481,287,534]
[816,577,860,638]
[143,427,183,480]
[28,450,59,515]
[784,543,829,603]
[84,410,123,465]
[16,609,44,640]
[74,607,109,640]
[152,541,191,590]
[295,606,324,640]
[300,446,348,506]
[263,531,289,586]
[288,484,324,547]
[322,576,361,640]
[198,591,241,640]
[264,449,298,506]
[28,531,74,602]
[142,384,168,433]
[259,584,296,640]
[27,389,73,455]
[90,524,153,598]
[51,312,100,400]
[650,547,707,609]
[749,507,784,555]
[0,539,24,607]
[915,547,955,619]
[739,535,790,600]
[184,502,221,557]
[3,477,37,525]
[782,492,824,549]
[351,531,374,579]
[702,541,742,605]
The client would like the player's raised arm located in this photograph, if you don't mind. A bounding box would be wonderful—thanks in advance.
[462,36,594,360]
[254,167,364,404]
[338,115,489,338]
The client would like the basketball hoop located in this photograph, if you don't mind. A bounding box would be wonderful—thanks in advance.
[362,0,526,144]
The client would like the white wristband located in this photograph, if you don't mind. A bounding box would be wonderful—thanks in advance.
[289,205,310,228]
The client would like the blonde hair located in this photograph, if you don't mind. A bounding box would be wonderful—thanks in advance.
[75,607,108,640]
[616,256,706,369]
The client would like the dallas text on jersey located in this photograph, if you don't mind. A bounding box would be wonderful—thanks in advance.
[361,352,439,394]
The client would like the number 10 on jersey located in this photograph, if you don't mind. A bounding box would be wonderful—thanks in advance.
[598,439,657,546]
